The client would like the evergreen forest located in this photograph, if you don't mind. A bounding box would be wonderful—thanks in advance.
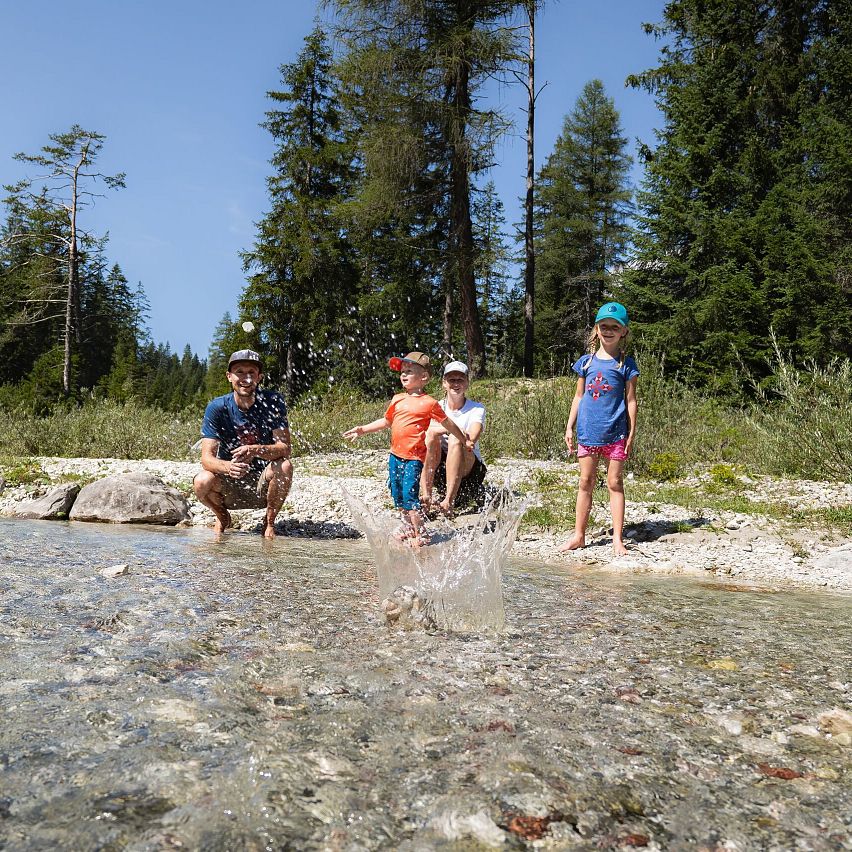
[1,0,849,417]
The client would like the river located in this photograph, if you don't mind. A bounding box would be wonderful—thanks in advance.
[1,518,850,850]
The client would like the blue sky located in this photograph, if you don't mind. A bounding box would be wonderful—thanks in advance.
[1,0,666,358]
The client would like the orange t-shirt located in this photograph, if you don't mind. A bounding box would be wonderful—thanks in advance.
[385,392,447,461]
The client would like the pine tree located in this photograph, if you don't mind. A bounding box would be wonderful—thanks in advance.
[241,26,359,399]
[471,180,515,370]
[624,0,851,389]
[332,0,523,377]
[535,80,632,371]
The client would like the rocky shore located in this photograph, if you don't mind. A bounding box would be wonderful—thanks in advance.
[2,451,851,593]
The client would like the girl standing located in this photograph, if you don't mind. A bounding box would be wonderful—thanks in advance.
[561,302,639,556]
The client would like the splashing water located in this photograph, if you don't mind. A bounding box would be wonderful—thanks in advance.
[343,486,533,632]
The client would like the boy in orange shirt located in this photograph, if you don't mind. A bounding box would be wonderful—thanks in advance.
[344,352,473,545]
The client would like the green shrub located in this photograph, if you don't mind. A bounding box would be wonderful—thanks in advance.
[709,463,739,486]
[289,388,387,456]
[647,452,685,482]
[476,377,575,461]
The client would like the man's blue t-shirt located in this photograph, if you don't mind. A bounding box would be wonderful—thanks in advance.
[572,354,639,446]
[201,389,290,473]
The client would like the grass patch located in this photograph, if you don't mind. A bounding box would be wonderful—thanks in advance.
[0,458,47,485]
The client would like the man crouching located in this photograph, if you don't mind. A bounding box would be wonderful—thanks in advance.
[193,349,293,539]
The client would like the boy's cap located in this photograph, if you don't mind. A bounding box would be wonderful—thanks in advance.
[443,361,469,376]
[227,349,263,370]
[388,352,432,374]
[595,302,629,326]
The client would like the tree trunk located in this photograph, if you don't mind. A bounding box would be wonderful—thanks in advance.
[286,320,296,399]
[63,159,83,396]
[443,283,453,358]
[449,15,486,378]
[523,1,536,377]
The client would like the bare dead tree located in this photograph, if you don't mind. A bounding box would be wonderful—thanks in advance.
[509,2,547,377]
[5,126,125,394]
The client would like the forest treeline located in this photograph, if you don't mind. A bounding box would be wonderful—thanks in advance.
[1,0,849,415]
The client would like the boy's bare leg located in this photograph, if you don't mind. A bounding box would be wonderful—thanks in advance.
[606,459,628,555]
[193,471,232,533]
[419,429,443,508]
[261,459,293,539]
[406,507,428,547]
[436,436,475,516]
[559,455,597,552]
[392,509,415,541]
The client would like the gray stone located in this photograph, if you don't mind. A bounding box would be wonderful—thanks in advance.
[0,475,5,494]
[8,482,80,519]
[812,544,852,575]
[69,473,189,525]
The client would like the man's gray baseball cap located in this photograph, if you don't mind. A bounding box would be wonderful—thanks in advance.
[227,349,263,371]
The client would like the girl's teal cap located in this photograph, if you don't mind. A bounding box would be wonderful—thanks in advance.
[595,302,628,326]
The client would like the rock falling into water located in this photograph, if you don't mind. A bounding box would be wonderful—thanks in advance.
[380,585,437,630]
[344,486,531,632]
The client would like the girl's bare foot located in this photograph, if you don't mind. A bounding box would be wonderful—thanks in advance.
[612,540,629,556]
[212,509,232,533]
[559,533,585,552]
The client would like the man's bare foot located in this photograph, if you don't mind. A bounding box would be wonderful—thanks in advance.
[212,510,232,533]
[559,533,585,552]
[612,540,629,556]
[262,517,277,540]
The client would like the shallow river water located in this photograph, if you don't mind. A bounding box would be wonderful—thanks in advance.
[1,518,850,851]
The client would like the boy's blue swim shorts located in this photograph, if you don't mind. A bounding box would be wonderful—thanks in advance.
[388,453,423,510]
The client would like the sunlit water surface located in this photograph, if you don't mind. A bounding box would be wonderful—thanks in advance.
[1,518,850,850]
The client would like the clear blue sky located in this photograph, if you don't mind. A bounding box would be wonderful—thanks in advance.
[1,0,666,359]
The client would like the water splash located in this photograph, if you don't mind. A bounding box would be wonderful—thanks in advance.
[343,486,533,632]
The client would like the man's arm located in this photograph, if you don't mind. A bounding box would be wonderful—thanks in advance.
[201,437,251,479]
[230,427,292,462]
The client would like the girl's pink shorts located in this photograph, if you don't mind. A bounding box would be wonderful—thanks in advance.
[577,438,628,461]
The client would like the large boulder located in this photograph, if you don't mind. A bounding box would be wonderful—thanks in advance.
[69,473,190,525]
[8,482,80,519]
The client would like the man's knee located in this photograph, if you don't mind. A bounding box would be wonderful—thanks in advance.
[267,458,293,484]
[193,470,218,497]
[425,429,442,451]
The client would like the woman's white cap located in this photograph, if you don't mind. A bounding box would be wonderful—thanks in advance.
[443,361,469,376]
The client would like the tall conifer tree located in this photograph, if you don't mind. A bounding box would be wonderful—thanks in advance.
[242,26,359,399]
[535,80,632,370]
[624,0,851,388]
[332,0,522,377]
[4,126,125,395]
